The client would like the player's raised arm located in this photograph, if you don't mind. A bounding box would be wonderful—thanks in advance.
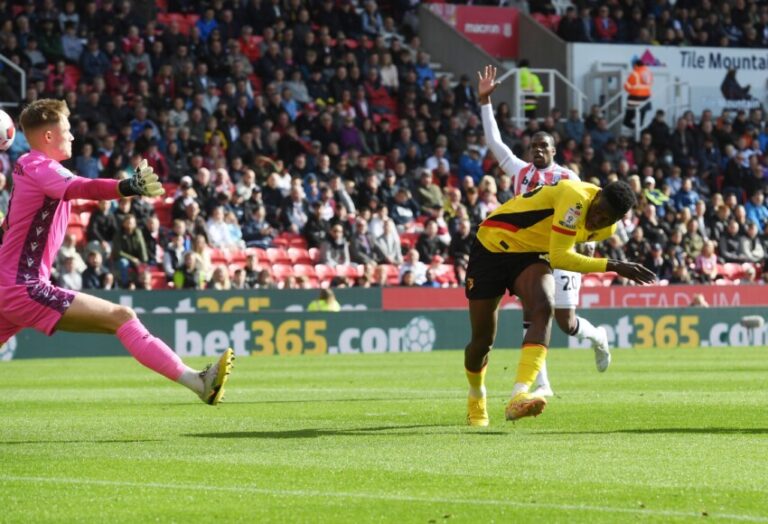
[478,65,527,176]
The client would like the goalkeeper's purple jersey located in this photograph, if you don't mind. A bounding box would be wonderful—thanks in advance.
[0,150,74,285]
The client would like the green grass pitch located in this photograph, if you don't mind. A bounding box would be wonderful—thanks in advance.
[2,347,768,523]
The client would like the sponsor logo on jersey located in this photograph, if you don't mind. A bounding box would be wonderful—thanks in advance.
[559,206,582,229]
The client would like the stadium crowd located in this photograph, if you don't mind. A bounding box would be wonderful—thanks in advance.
[532,0,768,48]
[0,0,766,291]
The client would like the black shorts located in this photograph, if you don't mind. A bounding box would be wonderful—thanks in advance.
[464,239,551,300]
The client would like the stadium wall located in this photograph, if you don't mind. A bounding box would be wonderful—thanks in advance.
[417,5,515,110]
[4,307,767,360]
[568,43,768,116]
[30,286,767,314]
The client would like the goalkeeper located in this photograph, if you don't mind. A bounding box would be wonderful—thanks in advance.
[0,99,233,405]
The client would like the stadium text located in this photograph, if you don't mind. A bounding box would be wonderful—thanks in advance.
[174,318,434,356]
[569,314,768,349]
[679,50,768,70]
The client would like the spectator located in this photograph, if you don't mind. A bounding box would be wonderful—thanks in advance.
[594,5,618,42]
[320,224,351,267]
[349,218,376,265]
[191,233,213,281]
[694,240,719,283]
[361,1,384,37]
[142,215,163,267]
[745,190,768,233]
[673,178,700,213]
[373,218,403,265]
[81,250,108,290]
[242,205,275,249]
[163,233,187,282]
[307,288,341,312]
[518,59,542,120]
[59,256,83,291]
[414,170,443,214]
[644,242,674,281]
[416,219,448,263]
[453,74,478,113]
[740,221,765,264]
[173,251,204,289]
[557,7,589,42]
[206,206,239,250]
[719,219,745,263]
[231,268,248,290]
[623,59,653,130]
[389,187,419,230]
[208,265,232,290]
[682,219,705,259]
[243,254,263,289]
[625,226,651,263]
[458,146,484,184]
[112,214,148,288]
[448,217,473,285]
[398,248,427,285]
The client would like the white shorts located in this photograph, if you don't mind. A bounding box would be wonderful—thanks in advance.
[553,269,581,309]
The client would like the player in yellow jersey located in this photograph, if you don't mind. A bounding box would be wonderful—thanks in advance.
[464,179,656,426]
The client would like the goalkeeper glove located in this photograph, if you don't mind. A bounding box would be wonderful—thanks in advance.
[118,159,165,197]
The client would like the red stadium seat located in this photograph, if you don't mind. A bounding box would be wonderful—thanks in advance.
[721,263,745,280]
[211,248,230,265]
[582,275,602,287]
[288,247,312,264]
[154,201,173,228]
[266,247,290,264]
[245,247,267,262]
[162,182,179,195]
[71,199,96,213]
[150,270,168,290]
[308,247,320,263]
[292,264,316,278]
[272,236,289,248]
[230,249,246,264]
[336,264,363,279]
[400,232,420,250]
[66,225,86,247]
[271,263,293,280]
[314,264,336,282]
[434,264,457,286]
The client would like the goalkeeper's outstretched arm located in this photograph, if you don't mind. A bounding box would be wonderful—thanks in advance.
[62,159,165,201]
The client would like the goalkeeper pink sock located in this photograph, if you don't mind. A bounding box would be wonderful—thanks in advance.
[116,318,188,381]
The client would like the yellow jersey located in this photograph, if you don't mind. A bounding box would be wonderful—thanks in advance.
[477,180,616,273]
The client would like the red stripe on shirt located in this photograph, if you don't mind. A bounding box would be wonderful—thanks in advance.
[551,225,576,236]
[482,220,520,233]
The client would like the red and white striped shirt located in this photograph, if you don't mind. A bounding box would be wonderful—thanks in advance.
[480,104,579,196]
[512,162,579,196]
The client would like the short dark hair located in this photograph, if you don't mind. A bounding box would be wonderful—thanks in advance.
[602,181,636,216]
[531,131,555,147]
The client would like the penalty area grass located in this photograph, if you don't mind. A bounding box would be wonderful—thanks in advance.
[1,347,768,523]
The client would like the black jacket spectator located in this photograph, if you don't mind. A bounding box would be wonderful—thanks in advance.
[86,205,117,245]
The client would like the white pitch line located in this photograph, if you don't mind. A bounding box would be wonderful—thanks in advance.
[2,476,767,522]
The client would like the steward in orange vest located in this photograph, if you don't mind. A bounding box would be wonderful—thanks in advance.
[623,59,653,129]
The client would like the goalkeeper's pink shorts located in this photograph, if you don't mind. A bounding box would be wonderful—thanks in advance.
[0,282,77,344]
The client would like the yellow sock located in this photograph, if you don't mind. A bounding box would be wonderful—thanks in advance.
[515,344,548,390]
[465,366,487,398]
